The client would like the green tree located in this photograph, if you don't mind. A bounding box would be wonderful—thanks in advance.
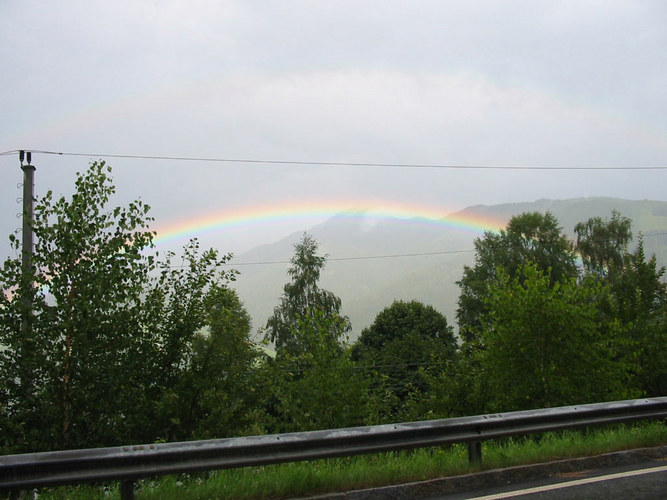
[636,300,667,397]
[606,239,666,397]
[353,300,458,422]
[609,239,665,324]
[575,210,632,276]
[457,212,577,343]
[1,162,157,451]
[155,284,263,441]
[259,234,366,432]
[263,233,350,357]
[262,310,369,433]
[478,263,633,412]
[0,162,244,452]
[574,211,665,396]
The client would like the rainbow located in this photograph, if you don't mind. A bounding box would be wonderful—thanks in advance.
[152,200,505,247]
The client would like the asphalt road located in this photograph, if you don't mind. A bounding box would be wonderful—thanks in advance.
[433,460,667,499]
[306,446,667,500]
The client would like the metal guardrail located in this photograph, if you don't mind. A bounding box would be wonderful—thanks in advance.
[1,397,666,499]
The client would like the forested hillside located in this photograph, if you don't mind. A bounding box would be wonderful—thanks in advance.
[232,197,667,337]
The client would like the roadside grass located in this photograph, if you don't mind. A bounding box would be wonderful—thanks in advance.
[33,421,667,500]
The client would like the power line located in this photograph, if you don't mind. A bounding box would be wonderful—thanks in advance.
[228,249,475,267]
[175,233,667,268]
[5,149,667,170]
[163,249,475,268]
[161,232,667,268]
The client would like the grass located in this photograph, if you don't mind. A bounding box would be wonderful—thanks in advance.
[32,421,667,500]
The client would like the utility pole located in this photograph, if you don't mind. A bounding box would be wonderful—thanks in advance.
[19,151,35,347]
[18,150,36,406]
[20,150,35,282]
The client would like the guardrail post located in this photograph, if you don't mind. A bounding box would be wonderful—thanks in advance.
[468,440,482,464]
[120,479,135,500]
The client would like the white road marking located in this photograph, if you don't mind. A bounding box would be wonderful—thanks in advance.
[465,464,667,499]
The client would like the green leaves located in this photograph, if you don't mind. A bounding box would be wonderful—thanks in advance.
[457,212,577,343]
[477,263,633,412]
[264,233,350,358]
[262,310,369,433]
[3,169,662,454]
[1,162,158,451]
[259,234,365,432]
[0,162,250,452]
[452,210,664,414]
[575,210,632,276]
[353,301,458,423]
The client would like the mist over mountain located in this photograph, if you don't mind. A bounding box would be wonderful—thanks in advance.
[231,198,667,340]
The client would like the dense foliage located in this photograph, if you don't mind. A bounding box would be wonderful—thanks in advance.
[263,233,351,358]
[259,234,366,432]
[478,264,633,410]
[0,163,256,452]
[1,163,664,454]
[352,300,457,421]
[456,212,577,343]
[455,210,665,414]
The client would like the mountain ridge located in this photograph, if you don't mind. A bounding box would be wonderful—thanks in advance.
[231,197,667,340]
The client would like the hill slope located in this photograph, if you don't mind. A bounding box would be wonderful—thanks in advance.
[231,197,667,340]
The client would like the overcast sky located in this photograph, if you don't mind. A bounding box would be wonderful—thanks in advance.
[2,0,666,259]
